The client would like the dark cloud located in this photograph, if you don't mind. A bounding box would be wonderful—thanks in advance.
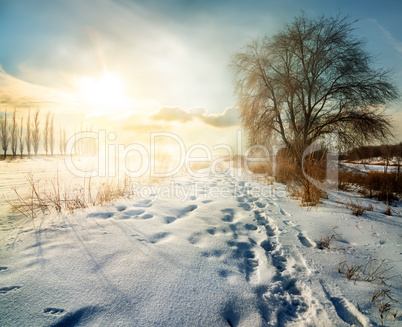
[149,106,240,128]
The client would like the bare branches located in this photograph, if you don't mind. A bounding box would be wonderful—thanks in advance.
[231,14,399,159]
[1,109,9,159]
[49,114,54,156]
[10,109,18,157]
[32,109,40,156]
[25,109,31,157]
[19,117,24,159]
[44,111,50,156]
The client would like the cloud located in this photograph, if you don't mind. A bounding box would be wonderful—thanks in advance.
[201,107,240,127]
[0,66,81,113]
[149,106,195,123]
[149,106,240,128]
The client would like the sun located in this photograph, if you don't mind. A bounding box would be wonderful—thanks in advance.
[77,73,132,116]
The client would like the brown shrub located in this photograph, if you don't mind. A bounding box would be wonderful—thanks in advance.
[340,169,401,204]
[276,150,327,206]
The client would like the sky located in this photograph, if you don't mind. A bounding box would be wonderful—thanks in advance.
[0,0,401,148]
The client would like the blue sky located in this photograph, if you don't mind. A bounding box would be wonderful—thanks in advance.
[0,0,401,142]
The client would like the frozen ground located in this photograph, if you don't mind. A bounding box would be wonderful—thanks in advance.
[341,162,398,173]
[0,159,401,326]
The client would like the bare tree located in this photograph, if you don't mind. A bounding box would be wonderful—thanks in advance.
[50,114,55,156]
[73,127,77,155]
[59,126,64,155]
[0,109,9,159]
[232,14,399,163]
[32,109,40,156]
[63,128,66,155]
[26,109,31,157]
[10,109,18,158]
[381,144,393,173]
[44,111,50,156]
[19,117,24,159]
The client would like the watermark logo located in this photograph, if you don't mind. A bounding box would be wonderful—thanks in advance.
[64,129,340,199]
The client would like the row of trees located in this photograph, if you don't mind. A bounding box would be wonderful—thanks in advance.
[342,143,402,161]
[0,109,67,159]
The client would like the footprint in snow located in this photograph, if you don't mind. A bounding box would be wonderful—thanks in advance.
[201,249,224,258]
[297,233,314,248]
[272,254,287,272]
[245,223,258,231]
[221,214,233,222]
[221,208,234,222]
[283,278,301,295]
[206,228,217,235]
[0,286,21,294]
[124,209,145,216]
[253,210,266,225]
[328,296,363,326]
[237,196,246,203]
[88,212,115,219]
[218,269,233,278]
[188,232,202,245]
[132,199,153,208]
[177,205,197,218]
[265,224,276,237]
[44,308,65,315]
[140,213,153,220]
[0,267,7,271]
[261,239,276,252]
[283,220,295,227]
[255,202,266,208]
[202,199,212,204]
[164,216,177,224]
[239,203,251,211]
[232,242,259,283]
[221,208,234,215]
[116,206,127,212]
[149,232,170,244]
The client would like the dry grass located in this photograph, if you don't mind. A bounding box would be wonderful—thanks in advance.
[345,199,373,216]
[338,255,398,285]
[8,173,132,218]
[336,252,401,325]
[371,284,399,326]
[338,259,362,282]
[316,227,341,250]
[229,149,328,206]
[247,161,272,175]
[384,205,392,216]
[339,170,401,204]
[276,150,328,206]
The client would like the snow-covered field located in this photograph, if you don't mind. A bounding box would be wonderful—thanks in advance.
[341,162,398,173]
[0,158,401,326]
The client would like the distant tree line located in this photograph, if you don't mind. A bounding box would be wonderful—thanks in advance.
[0,108,68,159]
[341,143,402,161]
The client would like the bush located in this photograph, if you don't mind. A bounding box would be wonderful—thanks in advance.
[276,150,327,206]
[339,170,401,204]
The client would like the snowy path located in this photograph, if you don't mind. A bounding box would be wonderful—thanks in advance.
[1,170,401,326]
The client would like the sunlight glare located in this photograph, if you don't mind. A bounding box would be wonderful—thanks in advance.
[77,73,132,116]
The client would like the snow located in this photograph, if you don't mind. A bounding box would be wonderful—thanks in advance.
[341,162,399,172]
[0,158,401,326]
